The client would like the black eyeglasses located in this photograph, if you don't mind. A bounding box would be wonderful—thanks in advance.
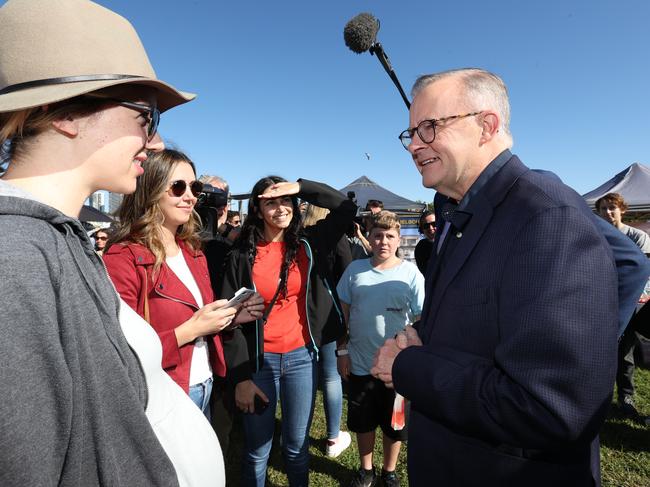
[169,180,204,198]
[85,95,160,141]
[398,111,483,150]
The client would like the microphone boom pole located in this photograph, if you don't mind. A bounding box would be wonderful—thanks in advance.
[368,42,410,109]
[344,12,411,110]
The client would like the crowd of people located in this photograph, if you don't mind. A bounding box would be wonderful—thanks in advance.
[1,1,650,487]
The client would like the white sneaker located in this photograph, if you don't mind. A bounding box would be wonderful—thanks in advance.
[326,431,352,458]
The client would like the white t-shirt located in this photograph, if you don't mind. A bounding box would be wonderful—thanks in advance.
[166,251,212,386]
[118,298,224,487]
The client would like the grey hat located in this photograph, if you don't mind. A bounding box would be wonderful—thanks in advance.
[0,0,196,113]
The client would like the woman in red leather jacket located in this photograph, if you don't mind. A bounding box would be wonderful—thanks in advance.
[104,148,262,418]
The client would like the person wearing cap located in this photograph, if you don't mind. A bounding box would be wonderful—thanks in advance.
[0,1,224,486]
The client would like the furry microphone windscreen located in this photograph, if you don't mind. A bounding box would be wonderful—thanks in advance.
[344,12,379,54]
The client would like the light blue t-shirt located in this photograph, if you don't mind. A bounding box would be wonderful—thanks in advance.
[337,259,425,375]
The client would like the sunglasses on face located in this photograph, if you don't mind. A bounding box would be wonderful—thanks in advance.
[95,235,108,240]
[423,221,436,228]
[85,95,160,141]
[168,180,204,198]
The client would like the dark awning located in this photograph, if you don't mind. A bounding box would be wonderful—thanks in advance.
[339,176,426,212]
[79,205,113,223]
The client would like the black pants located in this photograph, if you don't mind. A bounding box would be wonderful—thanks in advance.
[616,327,640,399]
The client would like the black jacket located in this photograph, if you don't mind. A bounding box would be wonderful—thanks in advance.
[219,179,357,384]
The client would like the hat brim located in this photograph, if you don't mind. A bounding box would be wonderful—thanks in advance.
[0,76,195,113]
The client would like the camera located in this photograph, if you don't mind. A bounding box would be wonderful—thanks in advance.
[196,183,228,210]
[196,183,229,239]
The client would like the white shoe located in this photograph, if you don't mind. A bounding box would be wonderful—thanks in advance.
[325,431,352,458]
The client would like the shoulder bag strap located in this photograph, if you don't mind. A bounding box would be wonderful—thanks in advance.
[261,269,287,325]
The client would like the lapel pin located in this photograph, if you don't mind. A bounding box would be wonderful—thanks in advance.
[456,231,463,238]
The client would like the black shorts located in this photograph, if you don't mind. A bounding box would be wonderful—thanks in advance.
[347,373,409,441]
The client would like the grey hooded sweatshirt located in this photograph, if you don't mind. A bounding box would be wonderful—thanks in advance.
[0,180,179,486]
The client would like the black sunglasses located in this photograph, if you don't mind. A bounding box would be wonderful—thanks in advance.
[169,180,204,198]
[85,95,160,141]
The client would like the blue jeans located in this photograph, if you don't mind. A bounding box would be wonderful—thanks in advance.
[242,346,317,487]
[189,376,213,421]
[317,340,343,440]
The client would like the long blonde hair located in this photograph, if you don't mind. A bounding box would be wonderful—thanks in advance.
[107,148,202,271]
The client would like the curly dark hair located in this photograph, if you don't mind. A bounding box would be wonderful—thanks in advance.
[235,176,302,297]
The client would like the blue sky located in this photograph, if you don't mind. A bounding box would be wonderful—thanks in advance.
[95,0,649,204]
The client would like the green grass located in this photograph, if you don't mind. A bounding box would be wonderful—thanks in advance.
[601,367,650,487]
[225,369,650,486]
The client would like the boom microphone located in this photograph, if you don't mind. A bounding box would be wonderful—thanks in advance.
[343,12,379,54]
[343,12,410,109]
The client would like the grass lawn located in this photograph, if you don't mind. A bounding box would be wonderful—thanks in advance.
[225,368,650,486]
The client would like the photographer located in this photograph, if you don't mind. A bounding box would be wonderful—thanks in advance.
[197,175,239,242]
[346,194,384,260]
[195,175,246,454]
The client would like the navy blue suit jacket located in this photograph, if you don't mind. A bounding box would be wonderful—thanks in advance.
[393,155,619,487]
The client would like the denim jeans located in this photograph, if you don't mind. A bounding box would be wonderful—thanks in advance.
[242,346,317,487]
[317,340,343,440]
[189,376,213,421]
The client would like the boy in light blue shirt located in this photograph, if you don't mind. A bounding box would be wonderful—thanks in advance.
[336,211,424,487]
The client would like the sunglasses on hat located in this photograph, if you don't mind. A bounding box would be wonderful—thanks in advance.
[169,180,204,198]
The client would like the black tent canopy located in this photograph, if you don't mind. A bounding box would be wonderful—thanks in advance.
[79,205,113,223]
[583,163,650,212]
[339,176,425,212]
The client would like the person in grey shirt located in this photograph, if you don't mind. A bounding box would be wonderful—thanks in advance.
[0,0,205,485]
[597,192,650,254]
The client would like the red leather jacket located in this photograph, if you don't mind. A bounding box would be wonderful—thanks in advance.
[103,241,226,393]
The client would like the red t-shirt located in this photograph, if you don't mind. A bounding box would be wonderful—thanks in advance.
[252,241,310,353]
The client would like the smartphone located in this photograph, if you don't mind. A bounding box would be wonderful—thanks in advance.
[254,394,269,415]
[224,287,255,308]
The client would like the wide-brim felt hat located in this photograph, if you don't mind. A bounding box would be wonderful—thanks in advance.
[0,0,195,113]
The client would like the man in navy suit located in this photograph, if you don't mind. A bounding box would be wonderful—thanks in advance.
[371,68,619,486]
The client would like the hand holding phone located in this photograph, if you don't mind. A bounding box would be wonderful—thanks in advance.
[224,287,256,308]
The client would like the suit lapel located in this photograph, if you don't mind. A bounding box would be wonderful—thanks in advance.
[420,195,493,343]
[435,193,492,298]
[419,155,529,344]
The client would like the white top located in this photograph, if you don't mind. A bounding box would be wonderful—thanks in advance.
[166,251,212,386]
[118,298,225,487]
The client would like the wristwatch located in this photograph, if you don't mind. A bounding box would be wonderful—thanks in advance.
[335,348,349,357]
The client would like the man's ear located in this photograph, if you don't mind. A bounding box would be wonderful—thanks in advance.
[51,114,79,138]
[479,112,500,144]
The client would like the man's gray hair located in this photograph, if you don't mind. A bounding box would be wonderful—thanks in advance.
[411,68,512,145]
[198,174,229,194]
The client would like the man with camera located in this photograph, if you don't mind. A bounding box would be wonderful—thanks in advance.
[194,174,240,452]
[197,175,239,243]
